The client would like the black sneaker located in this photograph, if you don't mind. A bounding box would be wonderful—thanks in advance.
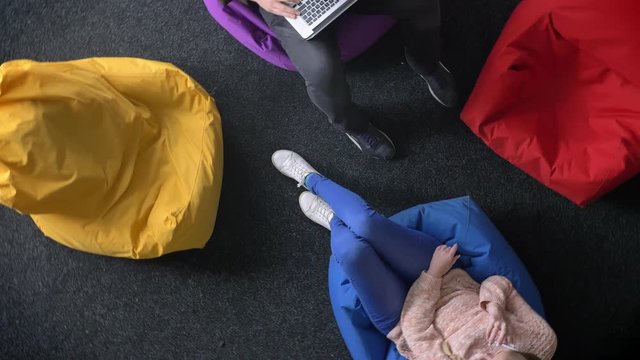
[419,62,458,108]
[346,123,396,160]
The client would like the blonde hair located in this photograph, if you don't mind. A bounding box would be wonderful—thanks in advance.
[512,351,542,360]
[518,352,542,360]
[498,350,541,360]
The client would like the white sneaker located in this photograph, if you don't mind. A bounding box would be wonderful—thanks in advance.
[271,150,319,188]
[299,191,334,231]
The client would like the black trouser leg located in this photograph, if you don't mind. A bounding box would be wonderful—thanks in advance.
[260,9,368,133]
[259,0,442,130]
[353,0,441,70]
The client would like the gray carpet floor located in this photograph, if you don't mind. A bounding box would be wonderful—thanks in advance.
[1,0,639,359]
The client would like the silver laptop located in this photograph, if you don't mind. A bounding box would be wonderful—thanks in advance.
[286,0,359,40]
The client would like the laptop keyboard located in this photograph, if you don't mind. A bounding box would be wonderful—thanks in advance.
[294,0,341,26]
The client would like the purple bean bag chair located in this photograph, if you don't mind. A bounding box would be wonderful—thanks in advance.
[203,0,396,71]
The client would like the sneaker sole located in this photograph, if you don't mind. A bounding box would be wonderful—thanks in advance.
[345,131,396,160]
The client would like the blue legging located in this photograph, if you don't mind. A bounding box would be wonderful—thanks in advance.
[305,173,441,335]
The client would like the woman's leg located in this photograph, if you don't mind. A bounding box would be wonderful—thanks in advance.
[306,173,440,282]
[330,216,407,335]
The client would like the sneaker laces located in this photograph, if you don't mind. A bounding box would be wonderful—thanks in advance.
[360,129,381,150]
[427,63,449,89]
[316,202,334,222]
[286,158,308,188]
[430,72,445,89]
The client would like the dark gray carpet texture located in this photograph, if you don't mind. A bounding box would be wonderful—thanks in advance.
[1,0,639,359]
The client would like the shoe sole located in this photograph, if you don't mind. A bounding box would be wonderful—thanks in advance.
[421,62,455,108]
[346,131,396,160]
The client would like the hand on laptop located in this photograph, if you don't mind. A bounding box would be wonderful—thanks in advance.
[253,0,301,19]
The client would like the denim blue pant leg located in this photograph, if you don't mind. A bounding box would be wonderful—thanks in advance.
[330,216,407,335]
[305,173,442,334]
[306,173,441,281]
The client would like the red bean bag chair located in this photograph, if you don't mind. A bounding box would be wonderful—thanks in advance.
[461,0,640,206]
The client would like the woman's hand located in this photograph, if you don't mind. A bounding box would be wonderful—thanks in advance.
[252,0,301,19]
[486,302,510,345]
[426,243,460,278]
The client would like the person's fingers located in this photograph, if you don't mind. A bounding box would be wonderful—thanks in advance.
[490,325,499,344]
[277,0,300,7]
[496,323,507,344]
[485,322,492,339]
[268,7,293,18]
[487,323,498,343]
[450,243,459,253]
[270,2,300,18]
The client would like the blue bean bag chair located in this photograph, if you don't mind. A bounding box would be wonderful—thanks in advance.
[328,196,545,360]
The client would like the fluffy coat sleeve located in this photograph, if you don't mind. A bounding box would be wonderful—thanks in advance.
[479,275,514,310]
[398,272,450,360]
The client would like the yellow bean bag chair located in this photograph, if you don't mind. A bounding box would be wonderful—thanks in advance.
[0,58,223,259]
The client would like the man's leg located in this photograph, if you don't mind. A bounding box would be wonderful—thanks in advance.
[330,216,407,334]
[260,9,366,132]
[353,0,458,107]
[260,10,396,159]
[306,173,440,282]
[354,0,441,69]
